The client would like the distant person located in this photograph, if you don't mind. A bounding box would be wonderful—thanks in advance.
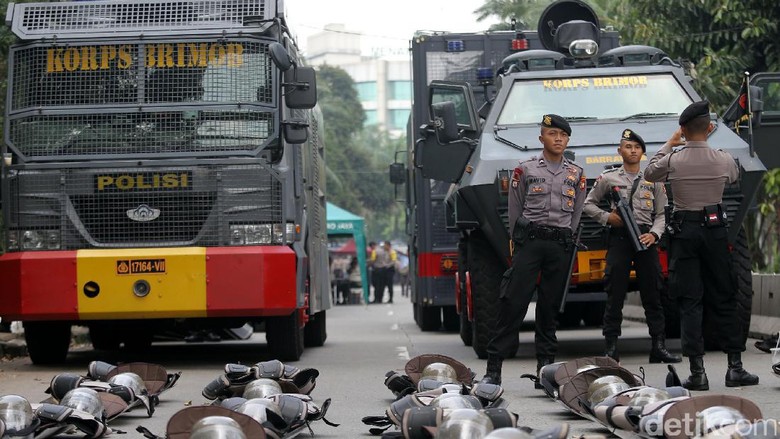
[371,241,397,303]
[367,241,377,301]
[397,250,410,297]
[330,256,349,304]
[347,257,362,304]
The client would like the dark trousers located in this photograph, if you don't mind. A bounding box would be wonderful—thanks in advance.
[603,230,665,338]
[487,237,569,359]
[669,221,744,356]
[373,267,394,303]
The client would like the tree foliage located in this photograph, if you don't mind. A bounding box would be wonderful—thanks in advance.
[316,64,402,240]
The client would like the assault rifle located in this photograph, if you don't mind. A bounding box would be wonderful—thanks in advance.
[558,223,586,314]
[610,186,647,253]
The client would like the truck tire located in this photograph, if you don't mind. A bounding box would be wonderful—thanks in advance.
[703,228,752,350]
[303,310,327,347]
[468,231,515,359]
[457,238,473,346]
[266,312,304,361]
[416,304,441,331]
[24,321,71,365]
[442,306,459,332]
[88,324,121,351]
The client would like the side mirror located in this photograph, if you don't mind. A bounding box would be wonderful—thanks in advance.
[269,42,293,71]
[431,101,460,144]
[283,119,309,144]
[285,67,317,109]
[749,85,763,128]
[389,163,406,185]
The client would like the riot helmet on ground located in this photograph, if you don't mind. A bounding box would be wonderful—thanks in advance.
[242,379,283,399]
[60,388,105,419]
[108,372,147,397]
[697,406,747,437]
[190,415,247,439]
[438,408,494,439]
[628,388,671,407]
[587,376,630,406]
[235,398,282,424]
[484,427,535,439]
[430,393,482,410]
[0,395,36,439]
[421,362,459,384]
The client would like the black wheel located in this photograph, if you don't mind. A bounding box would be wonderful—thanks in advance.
[703,228,752,350]
[417,304,441,331]
[468,230,514,359]
[24,321,71,365]
[457,238,473,346]
[88,324,121,351]
[582,302,606,327]
[442,306,459,332]
[266,312,304,361]
[303,310,327,347]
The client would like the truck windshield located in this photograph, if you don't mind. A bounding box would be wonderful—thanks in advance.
[8,40,274,158]
[496,73,691,125]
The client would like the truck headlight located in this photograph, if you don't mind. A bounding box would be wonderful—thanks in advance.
[12,229,61,251]
[229,224,272,245]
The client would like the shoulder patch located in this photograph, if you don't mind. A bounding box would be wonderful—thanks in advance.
[579,176,587,191]
[511,166,523,183]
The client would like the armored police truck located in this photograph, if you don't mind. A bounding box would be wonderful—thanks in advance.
[403,0,765,359]
[0,0,329,364]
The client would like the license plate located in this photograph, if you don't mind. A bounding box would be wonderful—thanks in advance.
[116,259,166,275]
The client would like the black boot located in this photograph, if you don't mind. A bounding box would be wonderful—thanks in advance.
[725,352,759,387]
[682,356,709,391]
[604,337,619,362]
[480,355,503,385]
[535,357,554,389]
[649,336,682,363]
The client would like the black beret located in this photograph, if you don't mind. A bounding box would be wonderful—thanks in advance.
[540,114,571,136]
[679,100,710,126]
[620,128,645,152]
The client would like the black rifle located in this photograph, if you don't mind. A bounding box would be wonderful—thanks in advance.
[558,223,586,314]
[610,186,647,253]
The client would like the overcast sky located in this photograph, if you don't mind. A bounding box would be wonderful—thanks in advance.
[284,0,491,56]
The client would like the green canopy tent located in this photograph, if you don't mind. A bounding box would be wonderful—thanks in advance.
[326,202,369,302]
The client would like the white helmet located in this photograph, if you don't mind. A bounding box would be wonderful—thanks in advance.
[235,398,282,424]
[437,408,494,439]
[108,372,147,397]
[0,395,35,439]
[190,415,247,439]
[242,379,283,399]
[421,362,459,384]
[60,388,105,418]
[587,376,630,406]
[430,393,481,410]
[484,428,535,439]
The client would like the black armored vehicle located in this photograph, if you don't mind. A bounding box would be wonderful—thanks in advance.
[411,0,766,358]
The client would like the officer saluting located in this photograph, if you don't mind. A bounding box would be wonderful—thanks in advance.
[644,100,758,390]
[481,114,586,385]
[584,129,681,364]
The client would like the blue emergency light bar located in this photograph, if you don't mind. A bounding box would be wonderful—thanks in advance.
[446,40,465,52]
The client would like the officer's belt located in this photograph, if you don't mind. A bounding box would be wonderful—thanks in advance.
[528,225,572,241]
[673,210,707,222]
[610,224,651,235]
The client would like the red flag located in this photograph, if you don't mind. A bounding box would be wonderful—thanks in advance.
[736,76,750,133]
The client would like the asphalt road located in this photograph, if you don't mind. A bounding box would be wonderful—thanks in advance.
[0,292,778,437]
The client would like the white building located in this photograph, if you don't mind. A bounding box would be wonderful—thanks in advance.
[306,24,411,137]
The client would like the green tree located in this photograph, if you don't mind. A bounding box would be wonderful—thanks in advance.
[316,64,400,241]
[474,0,622,31]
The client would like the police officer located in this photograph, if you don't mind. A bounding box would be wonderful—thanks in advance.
[584,129,681,364]
[644,100,758,390]
[481,114,586,385]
